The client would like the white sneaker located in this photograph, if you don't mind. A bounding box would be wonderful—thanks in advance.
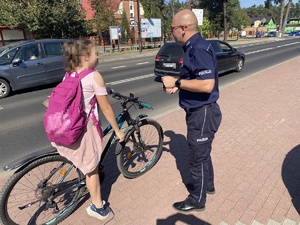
[86,200,110,220]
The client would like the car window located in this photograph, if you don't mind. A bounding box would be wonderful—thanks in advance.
[0,48,19,65]
[210,42,222,53]
[0,41,26,55]
[15,44,40,62]
[219,43,232,52]
[43,42,63,57]
[159,44,183,57]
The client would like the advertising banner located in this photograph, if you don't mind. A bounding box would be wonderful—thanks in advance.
[141,18,161,38]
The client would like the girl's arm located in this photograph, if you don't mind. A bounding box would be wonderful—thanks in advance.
[93,71,125,142]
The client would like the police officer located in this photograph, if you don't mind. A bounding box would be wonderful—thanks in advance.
[162,9,222,212]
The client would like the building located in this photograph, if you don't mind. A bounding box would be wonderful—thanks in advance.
[81,0,144,40]
[285,17,300,32]
[244,16,277,36]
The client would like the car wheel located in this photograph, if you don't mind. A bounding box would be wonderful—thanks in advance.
[235,58,244,72]
[0,79,11,99]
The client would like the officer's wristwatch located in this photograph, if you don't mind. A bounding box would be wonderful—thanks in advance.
[175,78,182,89]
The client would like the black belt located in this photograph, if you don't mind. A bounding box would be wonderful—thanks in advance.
[185,103,213,113]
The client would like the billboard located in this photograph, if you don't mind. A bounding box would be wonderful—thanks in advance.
[141,18,161,38]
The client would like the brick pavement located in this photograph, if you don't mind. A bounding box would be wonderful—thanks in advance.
[1,55,300,225]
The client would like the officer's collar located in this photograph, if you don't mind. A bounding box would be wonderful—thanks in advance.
[182,32,201,52]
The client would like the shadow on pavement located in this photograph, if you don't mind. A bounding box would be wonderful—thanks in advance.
[63,145,121,217]
[100,143,121,201]
[157,213,210,225]
[282,144,300,214]
[164,130,192,187]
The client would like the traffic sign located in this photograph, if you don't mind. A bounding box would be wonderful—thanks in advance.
[192,9,203,26]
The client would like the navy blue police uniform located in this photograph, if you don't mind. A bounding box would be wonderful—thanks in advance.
[178,32,222,207]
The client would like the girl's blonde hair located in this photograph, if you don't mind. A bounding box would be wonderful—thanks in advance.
[63,38,95,72]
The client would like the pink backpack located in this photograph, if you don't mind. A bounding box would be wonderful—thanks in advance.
[44,69,100,146]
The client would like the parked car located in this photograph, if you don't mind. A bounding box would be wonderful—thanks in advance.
[267,31,277,37]
[0,39,70,98]
[289,31,300,36]
[154,39,245,77]
[256,31,264,38]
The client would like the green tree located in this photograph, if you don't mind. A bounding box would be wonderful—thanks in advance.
[120,10,130,43]
[264,0,291,36]
[141,0,164,18]
[0,0,88,38]
[198,17,210,38]
[227,0,249,35]
[290,2,300,17]
[196,0,224,37]
[89,0,118,39]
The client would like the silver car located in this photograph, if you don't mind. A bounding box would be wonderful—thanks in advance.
[0,39,69,98]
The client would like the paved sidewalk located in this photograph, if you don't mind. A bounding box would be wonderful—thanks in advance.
[1,56,300,224]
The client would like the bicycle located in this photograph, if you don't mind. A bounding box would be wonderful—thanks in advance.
[0,88,164,225]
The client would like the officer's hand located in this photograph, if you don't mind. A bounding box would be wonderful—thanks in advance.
[165,87,178,94]
[162,76,177,88]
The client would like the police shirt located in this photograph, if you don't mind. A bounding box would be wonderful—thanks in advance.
[179,32,219,109]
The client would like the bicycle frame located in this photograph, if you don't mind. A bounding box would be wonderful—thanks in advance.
[99,107,148,167]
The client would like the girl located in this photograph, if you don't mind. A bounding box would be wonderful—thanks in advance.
[52,39,125,220]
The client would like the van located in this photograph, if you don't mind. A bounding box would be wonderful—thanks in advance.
[240,31,246,37]
[0,39,70,98]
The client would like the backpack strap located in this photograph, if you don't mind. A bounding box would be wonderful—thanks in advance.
[78,69,103,141]
[78,69,95,80]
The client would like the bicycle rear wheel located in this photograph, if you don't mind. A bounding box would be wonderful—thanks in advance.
[116,118,163,179]
[0,155,85,225]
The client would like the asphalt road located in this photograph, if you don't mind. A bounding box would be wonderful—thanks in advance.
[0,37,299,178]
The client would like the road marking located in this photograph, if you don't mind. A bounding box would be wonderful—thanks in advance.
[0,106,3,110]
[106,74,154,85]
[137,62,149,65]
[245,41,300,55]
[112,65,126,69]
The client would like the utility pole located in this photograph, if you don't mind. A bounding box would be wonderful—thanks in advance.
[134,16,137,51]
[137,0,142,53]
[223,0,227,41]
[172,0,174,17]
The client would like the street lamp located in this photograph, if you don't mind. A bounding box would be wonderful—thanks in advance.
[162,13,166,43]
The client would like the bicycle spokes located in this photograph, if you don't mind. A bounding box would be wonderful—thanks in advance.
[1,156,85,225]
[121,123,160,173]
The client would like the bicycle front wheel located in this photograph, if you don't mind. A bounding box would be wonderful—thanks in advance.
[0,155,85,225]
[116,118,163,179]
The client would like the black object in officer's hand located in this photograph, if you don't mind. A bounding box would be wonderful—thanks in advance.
[154,76,163,83]
[154,76,166,90]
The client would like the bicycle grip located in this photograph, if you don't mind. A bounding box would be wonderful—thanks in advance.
[141,102,153,109]
[106,87,114,95]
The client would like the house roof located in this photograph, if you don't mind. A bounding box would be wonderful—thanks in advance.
[249,16,275,25]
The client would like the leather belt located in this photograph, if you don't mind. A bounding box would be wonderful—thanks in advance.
[185,103,212,113]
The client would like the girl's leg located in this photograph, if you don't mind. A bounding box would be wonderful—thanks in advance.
[86,165,103,208]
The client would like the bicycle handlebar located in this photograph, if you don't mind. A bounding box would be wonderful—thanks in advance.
[106,87,153,110]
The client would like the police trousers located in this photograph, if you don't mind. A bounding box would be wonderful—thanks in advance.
[185,102,222,206]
